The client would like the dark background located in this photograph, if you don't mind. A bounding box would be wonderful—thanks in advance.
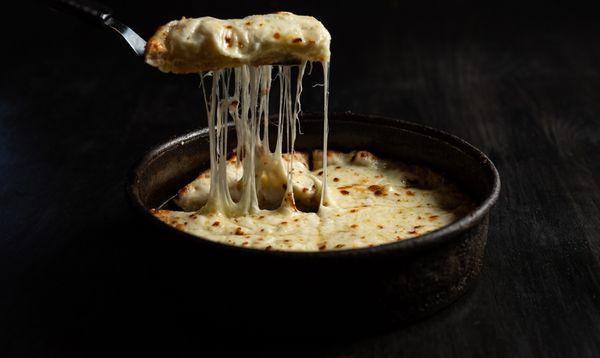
[2,0,600,356]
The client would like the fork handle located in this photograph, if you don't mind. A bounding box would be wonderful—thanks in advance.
[45,0,146,57]
[46,0,113,25]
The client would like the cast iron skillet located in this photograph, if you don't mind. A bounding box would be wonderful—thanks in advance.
[127,112,500,336]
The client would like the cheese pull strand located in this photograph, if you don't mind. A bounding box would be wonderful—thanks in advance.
[200,62,330,217]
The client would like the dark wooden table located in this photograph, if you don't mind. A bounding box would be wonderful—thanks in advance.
[2,1,599,356]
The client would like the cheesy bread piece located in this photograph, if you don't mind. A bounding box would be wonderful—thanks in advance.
[145,12,331,73]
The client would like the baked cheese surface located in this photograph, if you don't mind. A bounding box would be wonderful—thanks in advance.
[145,12,331,73]
[153,150,473,251]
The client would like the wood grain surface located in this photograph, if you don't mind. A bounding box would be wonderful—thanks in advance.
[1,1,599,357]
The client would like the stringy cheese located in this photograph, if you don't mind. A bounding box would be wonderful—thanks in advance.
[191,63,325,217]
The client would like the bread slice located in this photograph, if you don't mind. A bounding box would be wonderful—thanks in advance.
[145,12,331,74]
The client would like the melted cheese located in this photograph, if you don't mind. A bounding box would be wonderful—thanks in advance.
[154,150,474,251]
[145,12,331,221]
[145,12,331,73]
[175,152,320,212]
[145,12,473,251]
[194,63,326,218]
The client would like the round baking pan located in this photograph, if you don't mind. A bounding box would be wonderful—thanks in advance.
[127,112,500,336]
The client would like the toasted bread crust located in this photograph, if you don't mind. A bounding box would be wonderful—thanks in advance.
[145,21,183,73]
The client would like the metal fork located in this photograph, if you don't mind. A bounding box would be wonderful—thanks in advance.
[46,0,146,57]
